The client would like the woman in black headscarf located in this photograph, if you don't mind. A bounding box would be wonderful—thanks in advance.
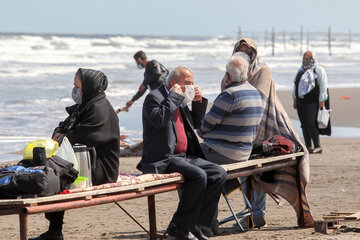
[30,68,120,240]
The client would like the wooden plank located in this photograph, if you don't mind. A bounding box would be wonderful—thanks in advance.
[344,212,360,220]
[0,176,183,206]
[323,216,345,220]
[330,212,354,215]
[226,159,298,180]
[221,152,304,172]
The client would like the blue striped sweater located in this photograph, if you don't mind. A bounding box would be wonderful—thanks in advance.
[200,81,263,161]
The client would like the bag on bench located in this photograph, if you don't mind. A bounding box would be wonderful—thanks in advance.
[0,165,60,199]
[18,147,79,191]
[262,135,296,156]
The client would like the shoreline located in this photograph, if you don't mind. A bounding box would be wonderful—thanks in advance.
[277,87,360,128]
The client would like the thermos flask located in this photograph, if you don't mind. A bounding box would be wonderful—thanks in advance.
[72,144,96,188]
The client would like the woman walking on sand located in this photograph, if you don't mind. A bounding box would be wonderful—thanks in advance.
[293,50,329,154]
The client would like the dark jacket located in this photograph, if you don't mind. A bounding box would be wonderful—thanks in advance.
[53,68,120,185]
[138,84,207,174]
[131,60,169,102]
[295,69,331,136]
[294,69,320,104]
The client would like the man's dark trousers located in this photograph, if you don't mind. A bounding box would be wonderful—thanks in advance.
[165,154,226,232]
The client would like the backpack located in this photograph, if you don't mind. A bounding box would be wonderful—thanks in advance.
[0,165,60,199]
[17,147,78,192]
[47,155,78,191]
[18,147,78,191]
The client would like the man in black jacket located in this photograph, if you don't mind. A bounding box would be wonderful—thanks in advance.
[138,67,226,240]
[30,68,120,240]
[122,50,169,111]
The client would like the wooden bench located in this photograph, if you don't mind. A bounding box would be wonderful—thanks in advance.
[0,152,304,240]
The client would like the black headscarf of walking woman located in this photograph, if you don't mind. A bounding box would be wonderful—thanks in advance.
[53,68,109,139]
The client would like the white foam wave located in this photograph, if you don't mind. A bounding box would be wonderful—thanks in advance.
[1,33,360,80]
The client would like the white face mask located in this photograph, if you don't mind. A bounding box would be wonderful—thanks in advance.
[182,85,195,104]
[137,63,143,69]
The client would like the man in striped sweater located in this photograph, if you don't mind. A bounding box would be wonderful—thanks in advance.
[198,52,263,164]
[197,52,263,236]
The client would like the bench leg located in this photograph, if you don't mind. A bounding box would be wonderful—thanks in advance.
[245,176,252,204]
[19,213,28,240]
[148,195,157,240]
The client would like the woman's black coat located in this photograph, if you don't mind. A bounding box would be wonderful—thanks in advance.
[53,69,120,185]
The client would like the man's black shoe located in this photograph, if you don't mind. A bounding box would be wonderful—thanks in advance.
[167,222,198,240]
[199,225,214,237]
[210,220,223,235]
[192,225,209,240]
[28,231,64,240]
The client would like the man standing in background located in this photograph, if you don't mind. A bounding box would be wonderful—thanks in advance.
[116,51,168,113]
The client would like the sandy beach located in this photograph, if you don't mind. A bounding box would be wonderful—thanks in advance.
[1,88,360,239]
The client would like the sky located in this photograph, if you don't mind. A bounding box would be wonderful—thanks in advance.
[0,0,359,36]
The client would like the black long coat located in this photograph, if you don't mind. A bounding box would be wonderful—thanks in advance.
[53,69,120,185]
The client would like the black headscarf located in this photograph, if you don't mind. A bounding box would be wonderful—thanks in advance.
[78,68,108,106]
[54,69,109,134]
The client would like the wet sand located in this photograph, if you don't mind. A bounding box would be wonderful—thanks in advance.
[277,87,360,128]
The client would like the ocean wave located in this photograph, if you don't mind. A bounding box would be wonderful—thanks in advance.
[1,32,360,147]
[1,32,360,79]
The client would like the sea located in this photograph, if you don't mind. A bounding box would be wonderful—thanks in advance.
[1,31,360,162]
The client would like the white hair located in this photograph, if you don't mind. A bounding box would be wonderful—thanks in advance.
[226,52,249,83]
[166,66,193,86]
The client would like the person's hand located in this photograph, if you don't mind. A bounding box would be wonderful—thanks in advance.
[293,99,297,109]
[52,133,64,143]
[196,129,204,139]
[120,140,127,147]
[126,100,133,108]
[120,135,128,140]
[116,107,129,114]
[319,101,325,109]
[194,86,202,102]
[170,83,183,95]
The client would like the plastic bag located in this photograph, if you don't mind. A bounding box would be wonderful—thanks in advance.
[23,139,59,160]
[317,107,331,129]
[56,137,79,171]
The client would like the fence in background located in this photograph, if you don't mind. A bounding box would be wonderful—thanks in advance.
[236,26,355,56]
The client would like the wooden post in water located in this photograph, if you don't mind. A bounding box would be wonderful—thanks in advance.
[264,30,268,48]
[237,26,242,40]
[349,29,352,49]
[306,29,309,50]
[300,26,303,55]
[283,30,286,49]
[328,26,332,56]
[272,27,275,56]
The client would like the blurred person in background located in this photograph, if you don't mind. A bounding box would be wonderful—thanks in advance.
[117,50,168,112]
[293,50,329,154]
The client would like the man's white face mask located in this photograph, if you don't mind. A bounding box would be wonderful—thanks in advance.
[137,63,143,69]
[182,85,195,104]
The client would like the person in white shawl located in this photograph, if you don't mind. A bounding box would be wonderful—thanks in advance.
[222,38,314,228]
[292,51,328,154]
